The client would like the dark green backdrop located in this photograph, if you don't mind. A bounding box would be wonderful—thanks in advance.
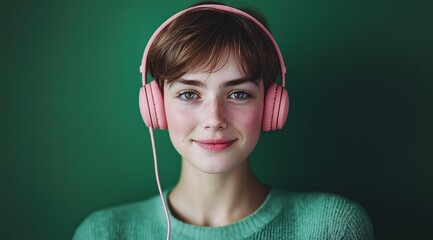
[2,0,432,239]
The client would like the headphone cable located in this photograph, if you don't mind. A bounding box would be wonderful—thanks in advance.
[149,127,171,240]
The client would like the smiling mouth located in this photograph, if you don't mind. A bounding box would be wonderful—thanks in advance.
[193,139,237,151]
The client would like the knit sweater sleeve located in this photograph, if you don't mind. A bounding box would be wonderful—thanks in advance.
[72,209,125,240]
[73,211,108,240]
[340,199,375,240]
[291,192,375,240]
[72,197,165,240]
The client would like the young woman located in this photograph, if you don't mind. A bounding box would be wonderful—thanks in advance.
[74,3,374,239]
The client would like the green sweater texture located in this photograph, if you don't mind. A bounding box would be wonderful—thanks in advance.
[73,188,374,239]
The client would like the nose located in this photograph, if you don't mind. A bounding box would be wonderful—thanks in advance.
[202,97,228,130]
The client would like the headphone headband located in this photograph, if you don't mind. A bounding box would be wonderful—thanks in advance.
[139,4,286,87]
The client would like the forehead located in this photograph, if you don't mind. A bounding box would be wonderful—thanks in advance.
[166,52,249,85]
[185,53,243,79]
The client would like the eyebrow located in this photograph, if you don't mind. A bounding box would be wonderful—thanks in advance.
[224,77,259,87]
[169,77,259,89]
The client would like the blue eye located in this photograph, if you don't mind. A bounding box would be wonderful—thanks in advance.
[228,91,251,100]
[178,91,198,101]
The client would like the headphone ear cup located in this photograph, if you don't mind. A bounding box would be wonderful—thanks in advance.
[262,83,289,131]
[139,81,167,129]
[275,86,289,130]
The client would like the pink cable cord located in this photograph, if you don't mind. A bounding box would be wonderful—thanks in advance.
[149,127,171,240]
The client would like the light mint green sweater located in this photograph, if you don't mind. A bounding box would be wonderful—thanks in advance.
[73,189,374,239]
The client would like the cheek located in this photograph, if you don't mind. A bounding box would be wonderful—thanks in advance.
[234,88,265,131]
[230,103,264,131]
[230,104,263,154]
[165,105,192,133]
[164,97,200,145]
[165,104,193,153]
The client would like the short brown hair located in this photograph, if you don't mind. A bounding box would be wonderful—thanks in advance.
[147,4,280,91]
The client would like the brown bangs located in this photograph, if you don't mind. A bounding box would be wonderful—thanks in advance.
[147,7,280,91]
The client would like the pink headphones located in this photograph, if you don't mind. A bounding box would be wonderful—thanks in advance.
[139,4,289,132]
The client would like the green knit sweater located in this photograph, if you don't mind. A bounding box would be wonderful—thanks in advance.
[73,189,374,239]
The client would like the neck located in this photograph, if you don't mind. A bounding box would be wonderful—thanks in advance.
[168,159,269,226]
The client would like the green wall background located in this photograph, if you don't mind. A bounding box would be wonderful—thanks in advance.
[2,0,432,239]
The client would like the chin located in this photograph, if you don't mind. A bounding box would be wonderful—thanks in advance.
[188,154,248,175]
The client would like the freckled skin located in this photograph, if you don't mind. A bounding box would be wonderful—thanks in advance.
[164,53,264,174]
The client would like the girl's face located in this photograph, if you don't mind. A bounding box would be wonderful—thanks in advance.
[164,53,265,175]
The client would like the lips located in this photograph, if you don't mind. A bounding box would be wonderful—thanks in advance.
[194,139,237,151]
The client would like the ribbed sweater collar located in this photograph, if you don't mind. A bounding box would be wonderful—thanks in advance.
[155,188,282,239]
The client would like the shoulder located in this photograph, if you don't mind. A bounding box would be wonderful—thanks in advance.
[72,195,164,240]
[271,189,375,239]
[275,190,366,213]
